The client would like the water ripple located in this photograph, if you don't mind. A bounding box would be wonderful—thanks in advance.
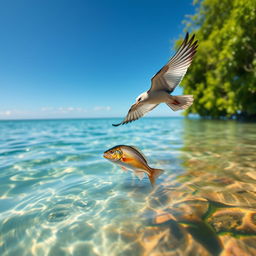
[0,118,256,255]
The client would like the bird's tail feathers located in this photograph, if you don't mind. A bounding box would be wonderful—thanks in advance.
[167,95,194,111]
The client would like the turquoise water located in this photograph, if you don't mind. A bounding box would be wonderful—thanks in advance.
[1,118,256,256]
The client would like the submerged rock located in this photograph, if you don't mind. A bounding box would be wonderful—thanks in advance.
[138,168,256,255]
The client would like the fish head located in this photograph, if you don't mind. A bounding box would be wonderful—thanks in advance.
[103,146,123,162]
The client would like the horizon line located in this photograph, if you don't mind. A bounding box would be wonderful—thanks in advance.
[0,116,186,121]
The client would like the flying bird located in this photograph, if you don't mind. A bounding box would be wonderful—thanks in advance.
[113,32,198,127]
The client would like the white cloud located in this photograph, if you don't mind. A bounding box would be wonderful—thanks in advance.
[0,109,28,117]
[0,107,88,119]
[41,107,87,114]
[0,110,11,116]
[41,107,54,112]
[93,106,111,112]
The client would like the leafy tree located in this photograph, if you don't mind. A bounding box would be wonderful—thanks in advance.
[178,0,256,119]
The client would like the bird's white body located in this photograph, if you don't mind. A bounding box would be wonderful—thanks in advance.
[145,90,170,104]
[139,90,194,110]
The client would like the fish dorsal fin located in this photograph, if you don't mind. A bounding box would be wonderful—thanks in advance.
[129,145,148,164]
[134,170,144,180]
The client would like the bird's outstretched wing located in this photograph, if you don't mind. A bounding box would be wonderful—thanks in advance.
[112,102,158,126]
[150,32,198,93]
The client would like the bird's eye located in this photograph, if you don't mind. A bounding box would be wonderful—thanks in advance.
[138,97,141,102]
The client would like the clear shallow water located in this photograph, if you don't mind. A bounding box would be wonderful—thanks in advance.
[0,118,256,256]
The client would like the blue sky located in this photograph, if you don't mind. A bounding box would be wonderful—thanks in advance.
[0,0,195,119]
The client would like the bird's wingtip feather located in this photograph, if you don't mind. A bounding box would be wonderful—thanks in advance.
[112,123,121,127]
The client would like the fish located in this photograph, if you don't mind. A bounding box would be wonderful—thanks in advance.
[103,145,164,186]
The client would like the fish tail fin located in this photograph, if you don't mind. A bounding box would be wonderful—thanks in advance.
[167,95,194,111]
[148,168,164,187]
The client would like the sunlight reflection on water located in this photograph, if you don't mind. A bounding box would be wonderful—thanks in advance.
[0,118,256,255]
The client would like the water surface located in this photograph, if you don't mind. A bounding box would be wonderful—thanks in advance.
[0,118,256,255]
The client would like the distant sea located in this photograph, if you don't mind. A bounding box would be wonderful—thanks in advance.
[1,117,256,256]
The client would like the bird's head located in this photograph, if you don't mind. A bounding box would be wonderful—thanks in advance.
[136,92,148,103]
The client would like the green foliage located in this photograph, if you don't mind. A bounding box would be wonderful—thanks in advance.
[178,0,256,119]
